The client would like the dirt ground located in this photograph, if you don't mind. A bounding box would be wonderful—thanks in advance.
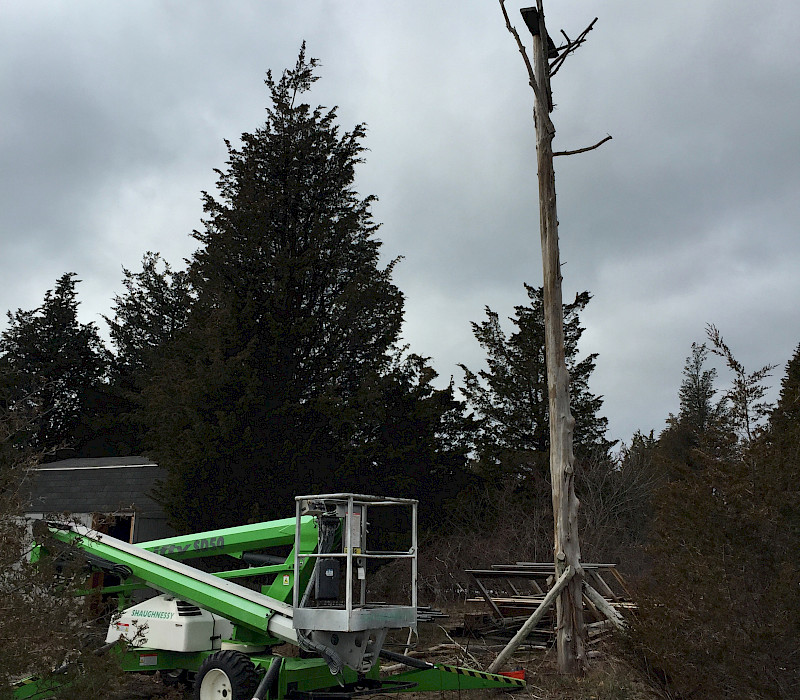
[111,653,659,700]
[109,611,660,700]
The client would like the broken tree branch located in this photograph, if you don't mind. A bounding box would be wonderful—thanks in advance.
[499,0,548,116]
[549,17,598,77]
[553,134,612,157]
[438,625,482,669]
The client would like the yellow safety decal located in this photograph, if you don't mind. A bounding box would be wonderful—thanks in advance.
[440,664,525,686]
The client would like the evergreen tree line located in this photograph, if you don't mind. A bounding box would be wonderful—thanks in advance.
[617,334,800,699]
[0,49,613,535]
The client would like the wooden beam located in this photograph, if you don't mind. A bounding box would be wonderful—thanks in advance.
[472,575,505,621]
[589,571,619,601]
[487,565,575,673]
[583,582,626,631]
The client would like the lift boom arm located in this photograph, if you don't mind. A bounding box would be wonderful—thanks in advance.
[48,518,318,641]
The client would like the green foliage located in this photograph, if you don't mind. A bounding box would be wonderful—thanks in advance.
[105,251,193,380]
[78,253,196,457]
[460,285,614,483]
[0,273,109,452]
[625,340,799,699]
[676,342,729,435]
[771,342,800,431]
[189,45,403,395]
[759,343,800,564]
[660,343,736,468]
[332,353,475,526]
[706,324,776,446]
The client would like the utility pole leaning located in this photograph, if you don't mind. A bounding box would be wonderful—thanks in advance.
[495,1,611,675]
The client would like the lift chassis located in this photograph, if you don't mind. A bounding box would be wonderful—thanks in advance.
[15,493,524,700]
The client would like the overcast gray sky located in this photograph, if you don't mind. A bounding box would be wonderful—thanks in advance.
[2,1,798,446]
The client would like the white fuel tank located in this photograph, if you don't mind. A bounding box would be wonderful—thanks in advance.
[106,594,234,652]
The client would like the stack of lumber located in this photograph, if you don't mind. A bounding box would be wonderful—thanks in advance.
[462,562,635,643]
[417,605,449,622]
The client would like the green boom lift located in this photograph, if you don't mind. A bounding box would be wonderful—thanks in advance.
[14,493,524,700]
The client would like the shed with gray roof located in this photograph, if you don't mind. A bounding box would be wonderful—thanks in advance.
[24,456,175,542]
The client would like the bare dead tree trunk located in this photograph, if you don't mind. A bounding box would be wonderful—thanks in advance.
[531,5,585,673]
[499,0,608,675]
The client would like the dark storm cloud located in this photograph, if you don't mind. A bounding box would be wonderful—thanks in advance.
[1,0,798,444]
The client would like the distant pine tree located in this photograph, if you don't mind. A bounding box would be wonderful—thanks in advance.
[659,343,735,466]
[460,285,614,483]
[677,343,729,435]
[105,251,193,381]
[770,342,800,431]
[0,273,109,452]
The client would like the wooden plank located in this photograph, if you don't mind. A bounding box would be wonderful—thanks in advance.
[607,567,634,598]
[487,565,575,673]
[583,582,626,631]
[590,571,619,602]
[581,590,602,622]
[466,569,556,578]
[471,574,505,621]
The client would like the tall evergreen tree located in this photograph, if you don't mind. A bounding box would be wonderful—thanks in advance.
[0,273,109,452]
[767,342,800,432]
[660,342,735,465]
[706,325,776,446]
[105,251,193,380]
[143,48,418,529]
[335,354,475,525]
[77,252,195,456]
[676,343,726,434]
[759,342,800,539]
[460,285,613,483]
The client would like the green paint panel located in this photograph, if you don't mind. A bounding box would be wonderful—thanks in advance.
[214,563,290,579]
[11,675,58,700]
[117,648,209,673]
[136,516,318,605]
[139,516,315,560]
[274,656,378,697]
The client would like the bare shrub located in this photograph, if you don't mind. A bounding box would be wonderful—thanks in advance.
[376,480,555,605]
[0,392,123,699]
[373,443,662,606]
[577,442,661,568]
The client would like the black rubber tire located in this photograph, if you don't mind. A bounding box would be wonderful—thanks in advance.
[194,650,259,700]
